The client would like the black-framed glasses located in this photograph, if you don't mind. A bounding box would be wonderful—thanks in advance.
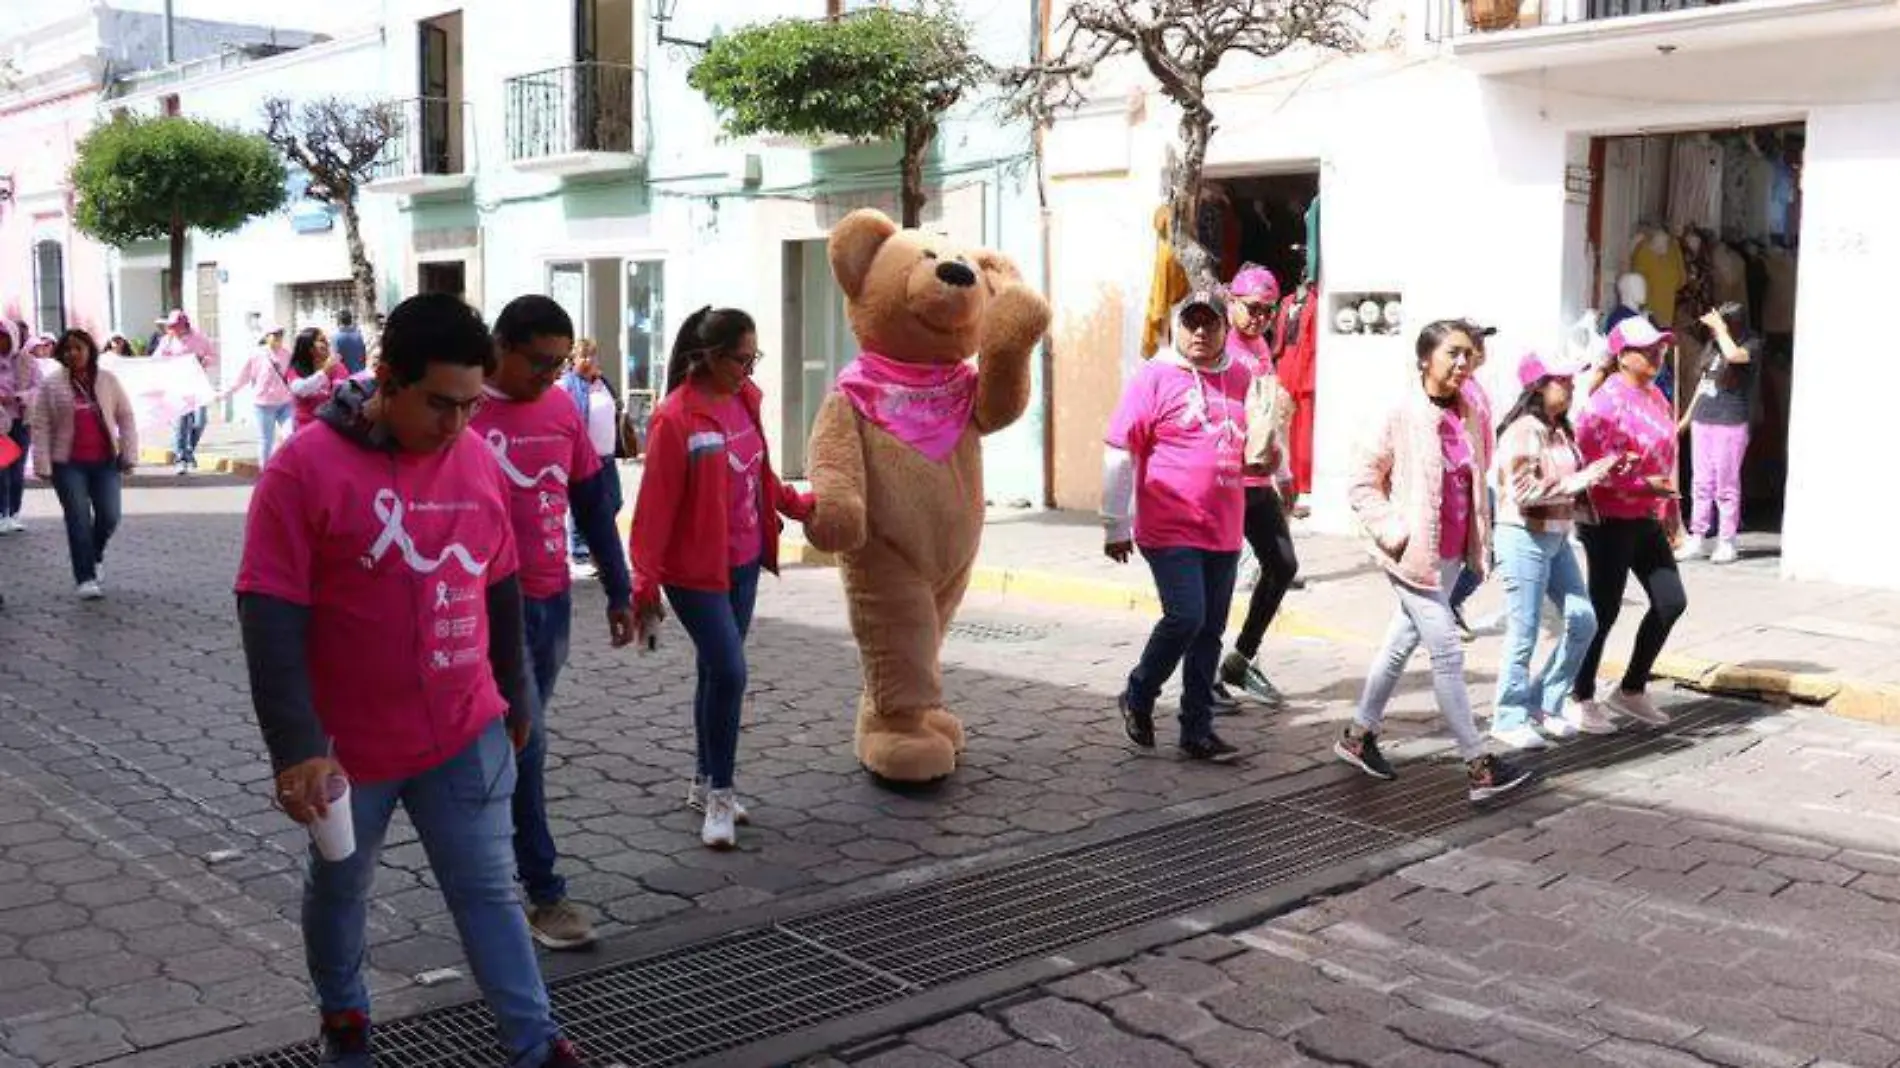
[723,348,764,371]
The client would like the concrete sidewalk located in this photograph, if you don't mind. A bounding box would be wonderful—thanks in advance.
[789,508,1900,724]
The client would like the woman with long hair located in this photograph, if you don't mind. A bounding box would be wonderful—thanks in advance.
[287,327,350,430]
[30,330,137,600]
[1337,320,1531,803]
[1678,303,1758,565]
[629,307,812,849]
[219,324,296,465]
[1487,351,1622,750]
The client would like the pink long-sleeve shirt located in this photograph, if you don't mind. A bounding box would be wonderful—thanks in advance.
[228,345,295,406]
[153,331,219,375]
[1577,372,1677,521]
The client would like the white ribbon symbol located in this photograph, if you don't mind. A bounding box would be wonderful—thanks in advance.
[485,429,569,489]
[366,490,488,577]
[538,490,558,514]
[435,581,451,610]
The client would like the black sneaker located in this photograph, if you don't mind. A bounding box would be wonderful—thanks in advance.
[1221,651,1288,709]
[318,1010,371,1067]
[1180,733,1242,763]
[542,1038,587,1067]
[1333,727,1397,781]
[1467,753,1534,803]
[1210,682,1242,717]
[1120,693,1155,749]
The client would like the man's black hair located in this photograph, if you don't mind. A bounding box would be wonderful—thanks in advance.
[337,308,356,328]
[493,294,575,350]
[378,293,494,387]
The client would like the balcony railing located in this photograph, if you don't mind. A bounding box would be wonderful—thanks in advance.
[504,62,639,168]
[369,96,473,191]
[1428,0,1739,40]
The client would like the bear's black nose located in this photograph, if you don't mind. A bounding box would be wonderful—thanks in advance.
[935,261,977,288]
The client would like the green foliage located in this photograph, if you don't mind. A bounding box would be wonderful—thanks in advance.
[688,6,986,145]
[69,114,287,247]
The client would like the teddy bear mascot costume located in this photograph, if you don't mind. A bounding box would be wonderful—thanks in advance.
[802,208,1052,787]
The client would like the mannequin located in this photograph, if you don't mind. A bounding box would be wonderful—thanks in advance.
[1711,239,1749,317]
[1604,273,1648,334]
[1630,228,1685,327]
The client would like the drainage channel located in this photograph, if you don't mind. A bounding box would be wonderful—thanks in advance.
[214,699,1750,1068]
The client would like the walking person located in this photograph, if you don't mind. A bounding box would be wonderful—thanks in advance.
[1487,350,1624,749]
[0,321,43,534]
[1216,266,1299,709]
[472,296,635,949]
[235,293,589,1068]
[1447,320,1498,641]
[153,309,217,475]
[1571,318,1689,728]
[629,307,813,849]
[219,324,296,466]
[1336,320,1532,802]
[333,308,369,376]
[1678,304,1758,565]
[1103,291,1251,763]
[559,339,629,579]
[288,328,350,431]
[31,330,137,600]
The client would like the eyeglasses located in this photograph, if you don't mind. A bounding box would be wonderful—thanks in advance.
[722,349,763,371]
[1240,301,1275,318]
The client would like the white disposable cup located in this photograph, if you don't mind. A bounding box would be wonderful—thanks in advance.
[310,775,355,862]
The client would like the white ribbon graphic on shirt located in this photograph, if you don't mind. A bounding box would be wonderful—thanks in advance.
[485,429,568,489]
[363,490,488,576]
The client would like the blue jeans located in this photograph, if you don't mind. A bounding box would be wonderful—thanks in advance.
[173,407,206,464]
[2,420,27,517]
[50,462,122,584]
[303,720,563,1067]
[1448,487,1498,614]
[1127,547,1240,745]
[566,458,621,563]
[1492,526,1597,731]
[255,403,292,465]
[515,591,572,906]
[667,562,761,790]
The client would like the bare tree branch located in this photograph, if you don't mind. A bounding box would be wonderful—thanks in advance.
[261,96,399,321]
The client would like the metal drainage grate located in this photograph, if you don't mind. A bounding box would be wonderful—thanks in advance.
[216,699,1749,1068]
[946,619,1048,644]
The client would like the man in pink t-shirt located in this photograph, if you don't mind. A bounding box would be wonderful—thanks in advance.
[472,295,635,953]
[1102,291,1251,763]
[235,294,586,1068]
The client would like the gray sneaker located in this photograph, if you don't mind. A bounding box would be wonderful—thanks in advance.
[1220,651,1287,709]
[527,899,596,950]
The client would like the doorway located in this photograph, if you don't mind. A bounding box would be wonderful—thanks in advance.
[418,12,464,174]
[778,238,858,478]
[1207,171,1321,299]
[419,261,467,299]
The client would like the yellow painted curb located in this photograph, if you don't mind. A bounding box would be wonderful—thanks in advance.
[135,448,257,478]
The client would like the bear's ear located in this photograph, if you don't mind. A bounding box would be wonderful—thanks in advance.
[972,248,1024,295]
[829,209,900,300]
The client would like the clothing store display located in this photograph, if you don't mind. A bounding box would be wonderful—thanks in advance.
[1273,283,1319,496]
[1630,234,1685,328]
[1143,206,1190,359]
[1761,247,1797,335]
[1711,242,1749,318]
[1667,136,1723,235]
[1303,195,1322,283]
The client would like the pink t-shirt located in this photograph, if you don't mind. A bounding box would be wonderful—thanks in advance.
[69,384,113,464]
[1437,407,1475,561]
[1460,377,1496,456]
[1577,373,1677,521]
[710,395,765,567]
[1226,332,1276,491]
[470,388,602,600]
[234,424,519,784]
[292,364,350,428]
[1106,357,1250,553]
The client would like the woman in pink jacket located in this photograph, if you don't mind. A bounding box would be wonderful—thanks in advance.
[31,330,137,600]
[0,320,43,534]
[219,325,296,465]
[1338,319,1532,804]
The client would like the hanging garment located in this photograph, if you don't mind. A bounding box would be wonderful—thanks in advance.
[1769,160,1796,241]
[1274,283,1320,495]
[1720,139,1752,238]
[1744,246,1769,333]
[1711,242,1749,318]
[1666,135,1723,235]
[1631,234,1686,327]
[1675,235,1715,333]
[1761,248,1797,335]
[1303,194,1322,284]
[1142,205,1191,359]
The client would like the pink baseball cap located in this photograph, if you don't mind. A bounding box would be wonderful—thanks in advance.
[1608,317,1673,355]
[157,309,190,328]
[1229,264,1280,304]
[1516,349,1589,388]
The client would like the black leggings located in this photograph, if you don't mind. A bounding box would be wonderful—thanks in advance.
[1234,486,1300,660]
[1573,518,1688,700]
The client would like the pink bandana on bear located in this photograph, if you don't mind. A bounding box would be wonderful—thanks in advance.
[834,351,978,462]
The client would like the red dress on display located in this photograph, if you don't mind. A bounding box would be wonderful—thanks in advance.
[1273,283,1320,495]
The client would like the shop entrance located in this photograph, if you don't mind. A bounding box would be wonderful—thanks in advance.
[1586,122,1802,539]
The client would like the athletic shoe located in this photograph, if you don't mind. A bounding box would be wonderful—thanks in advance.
[701,789,738,850]
[1221,651,1288,709]
[76,581,104,601]
[1452,608,1477,644]
[1334,727,1397,780]
[1210,682,1242,717]
[174,462,189,477]
[1120,693,1155,749]
[526,899,596,951]
[1606,690,1670,726]
[1488,723,1550,751]
[0,516,18,534]
[1536,714,1578,740]
[686,777,750,825]
[1567,699,1620,735]
[1675,536,1708,562]
[541,1039,587,1068]
[1710,539,1739,565]
[1180,733,1242,763]
[318,1009,372,1067]
[1467,753,1534,803]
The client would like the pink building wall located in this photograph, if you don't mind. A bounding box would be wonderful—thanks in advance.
[0,84,115,338]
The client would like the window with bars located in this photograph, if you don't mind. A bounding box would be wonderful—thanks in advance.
[32,240,65,335]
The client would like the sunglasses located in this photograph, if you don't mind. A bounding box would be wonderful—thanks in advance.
[1239,301,1275,318]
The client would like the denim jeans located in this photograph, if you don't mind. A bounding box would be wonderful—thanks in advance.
[303,720,563,1067]
[1491,526,1597,732]
[514,591,573,907]
[50,462,122,584]
[173,407,206,464]
[255,403,292,466]
[566,458,621,563]
[1354,557,1485,760]
[667,562,761,790]
[2,420,27,517]
[1127,547,1240,746]
[1448,487,1497,613]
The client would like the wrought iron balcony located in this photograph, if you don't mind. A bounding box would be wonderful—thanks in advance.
[504,62,641,176]
[1433,0,1749,39]
[366,96,475,196]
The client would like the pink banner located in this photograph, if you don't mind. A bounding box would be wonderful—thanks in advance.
[101,354,215,440]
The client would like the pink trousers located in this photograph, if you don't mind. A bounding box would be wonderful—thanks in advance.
[1690,421,1750,541]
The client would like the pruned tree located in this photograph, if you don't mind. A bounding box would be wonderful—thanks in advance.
[688,3,989,227]
[1006,1,1363,292]
[262,97,400,323]
[69,114,287,309]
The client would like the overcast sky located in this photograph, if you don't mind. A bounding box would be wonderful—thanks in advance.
[13,0,383,36]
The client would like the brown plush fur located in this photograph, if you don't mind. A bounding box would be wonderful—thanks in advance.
[805,209,1051,784]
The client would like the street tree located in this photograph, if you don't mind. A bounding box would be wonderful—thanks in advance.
[688,3,988,227]
[69,114,286,309]
[1005,1,1363,292]
[262,96,400,323]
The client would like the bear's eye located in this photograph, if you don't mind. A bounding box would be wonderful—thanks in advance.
[921,250,938,260]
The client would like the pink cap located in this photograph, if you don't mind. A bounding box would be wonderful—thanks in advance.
[1516,349,1589,388]
[1229,264,1280,304]
[158,309,190,328]
[1608,317,1672,355]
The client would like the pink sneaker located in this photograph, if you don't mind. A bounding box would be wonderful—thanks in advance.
[1605,690,1670,726]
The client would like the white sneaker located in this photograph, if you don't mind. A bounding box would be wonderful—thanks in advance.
[1710,539,1739,565]
[1674,537,1708,562]
[1567,699,1620,735]
[76,581,104,601]
[700,789,738,850]
[1537,714,1578,740]
[1489,723,1551,751]
[686,778,750,825]
[0,517,14,536]
[174,462,189,477]
[1605,690,1670,726]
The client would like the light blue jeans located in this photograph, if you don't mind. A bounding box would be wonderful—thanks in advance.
[303,719,563,1067]
[255,403,292,465]
[1354,557,1485,761]
[1491,525,1597,731]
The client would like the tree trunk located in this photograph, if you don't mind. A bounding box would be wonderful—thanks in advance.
[167,206,186,310]
[1166,106,1219,294]
[899,118,936,229]
[338,192,377,323]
